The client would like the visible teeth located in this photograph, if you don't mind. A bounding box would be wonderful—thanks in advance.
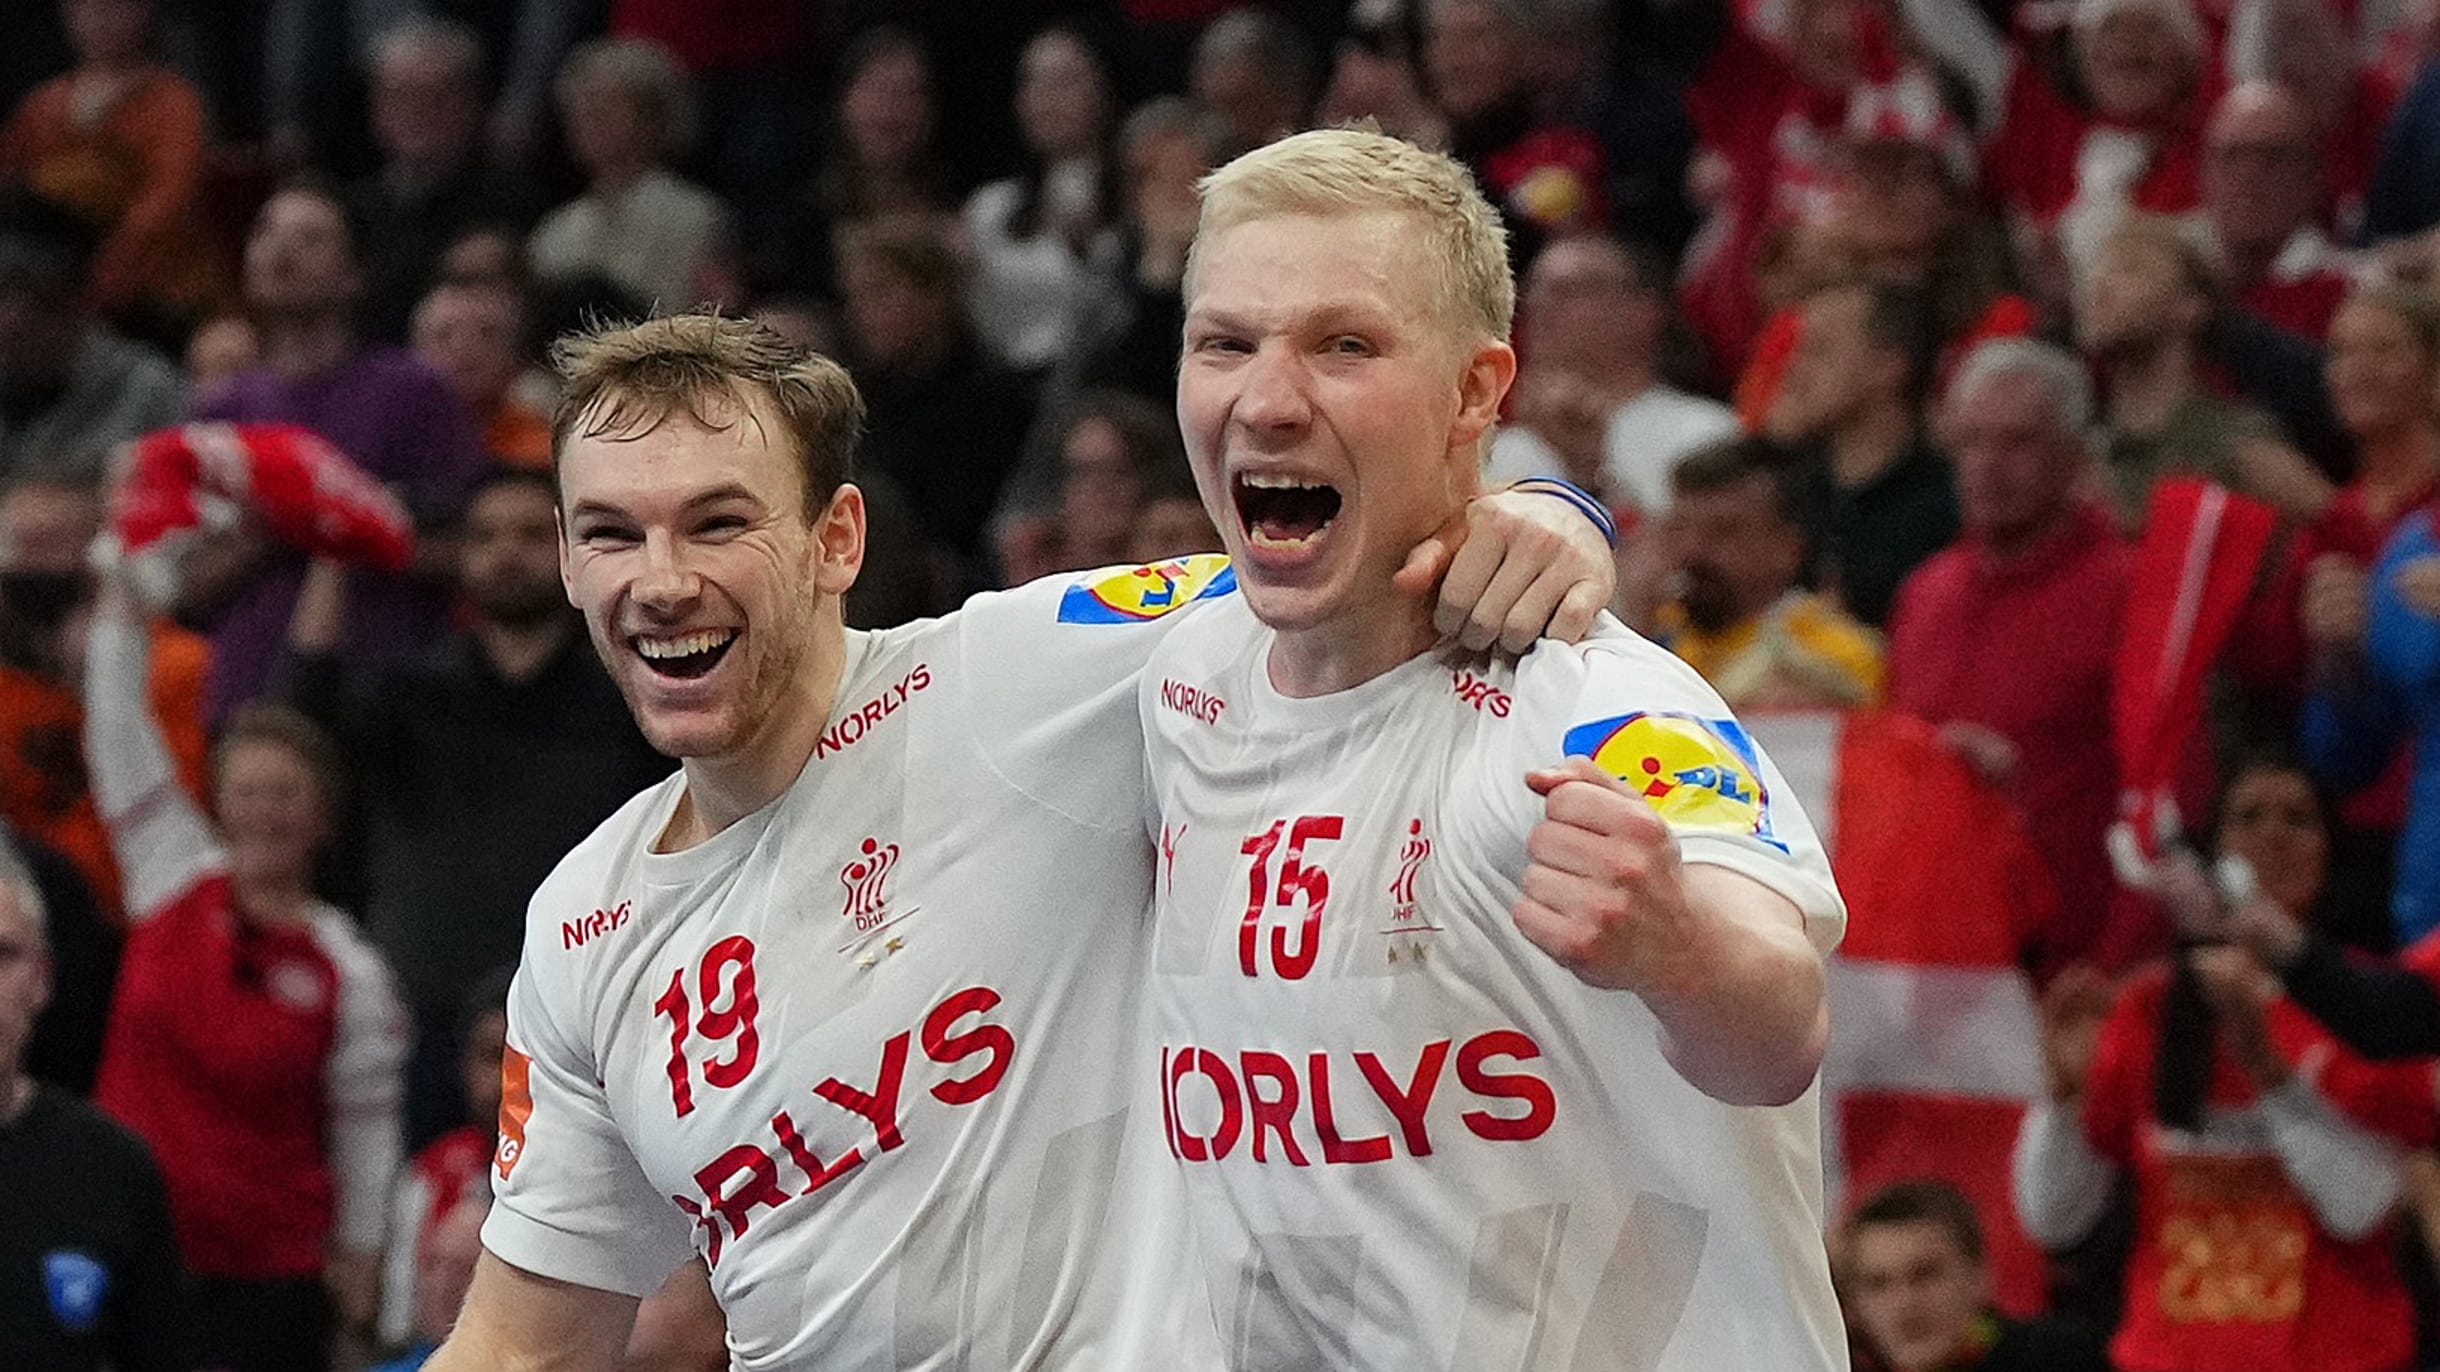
[1242,472,1326,490]
[636,629,735,659]
[1247,525,1321,549]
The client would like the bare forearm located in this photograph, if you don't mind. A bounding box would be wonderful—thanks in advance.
[1646,867,1827,1107]
[430,1253,639,1372]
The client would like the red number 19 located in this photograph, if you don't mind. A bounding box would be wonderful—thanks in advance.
[1239,814,1343,979]
[651,935,761,1117]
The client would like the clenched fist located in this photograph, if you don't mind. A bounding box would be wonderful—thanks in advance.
[1514,756,1706,997]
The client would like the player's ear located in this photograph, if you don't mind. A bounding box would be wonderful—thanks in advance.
[1451,339,1518,455]
[811,482,867,596]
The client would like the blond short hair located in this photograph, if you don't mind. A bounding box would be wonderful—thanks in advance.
[1187,127,1515,345]
[551,313,866,516]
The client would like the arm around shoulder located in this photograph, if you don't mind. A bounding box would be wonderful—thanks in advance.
[425,1250,642,1372]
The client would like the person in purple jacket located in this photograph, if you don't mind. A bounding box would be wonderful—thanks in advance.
[183,182,488,725]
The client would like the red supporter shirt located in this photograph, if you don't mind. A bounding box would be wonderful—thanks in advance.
[1887,503,2132,969]
[95,875,400,1278]
[1986,60,2208,224]
[2242,268,2352,343]
[2082,966,2432,1372]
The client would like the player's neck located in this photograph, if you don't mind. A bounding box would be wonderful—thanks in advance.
[667,619,849,847]
[1265,595,1438,699]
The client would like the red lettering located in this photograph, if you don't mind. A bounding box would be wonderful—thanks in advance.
[1173,1047,1245,1162]
[922,987,1014,1104]
[770,1109,862,1195]
[1458,1031,1556,1141]
[813,1031,911,1152]
[860,700,885,731]
[1309,1051,1391,1164]
[1488,693,1511,718]
[1160,1046,1182,1160]
[690,1145,791,1267]
[1356,1039,1449,1157]
[908,664,932,691]
[1240,1051,1310,1166]
[816,667,933,756]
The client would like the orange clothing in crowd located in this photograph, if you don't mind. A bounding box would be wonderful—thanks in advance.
[484,402,554,469]
[0,65,224,318]
[0,624,211,920]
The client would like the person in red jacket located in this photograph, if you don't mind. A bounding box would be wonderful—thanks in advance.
[84,563,406,1372]
[2014,754,2433,1372]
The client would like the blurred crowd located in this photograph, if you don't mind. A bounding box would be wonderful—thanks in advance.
[6,0,2440,1369]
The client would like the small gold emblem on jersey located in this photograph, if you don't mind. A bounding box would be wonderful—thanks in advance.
[1563,711,1786,851]
[1056,554,1237,623]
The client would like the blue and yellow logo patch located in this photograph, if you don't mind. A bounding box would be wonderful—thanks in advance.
[1057,554,1237,624]
[1563,711,1784,851]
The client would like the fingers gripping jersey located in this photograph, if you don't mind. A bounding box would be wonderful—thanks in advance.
[1140,599,1849,1372]
[485,563,1234,1371]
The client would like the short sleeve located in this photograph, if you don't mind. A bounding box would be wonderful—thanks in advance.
[1511,623,1848,953]
[947,556,1238,835]
[482,957,693,1297]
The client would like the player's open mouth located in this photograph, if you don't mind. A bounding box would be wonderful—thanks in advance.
[1233,472,1341,550]
[633,628,737,680]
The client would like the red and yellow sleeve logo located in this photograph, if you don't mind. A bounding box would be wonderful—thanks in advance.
[495,1044,534,1182]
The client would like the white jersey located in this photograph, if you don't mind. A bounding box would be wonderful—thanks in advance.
[1141,597,1850,1372]
[484,559,1241,1370]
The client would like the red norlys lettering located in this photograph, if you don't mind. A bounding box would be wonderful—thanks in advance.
[815,665,934,758]
[673,984,1016,1265]
[562,900,634,950]
[1162,1030,1553,1165]
[1160,677,1226,726]
[1451,670,1513,718]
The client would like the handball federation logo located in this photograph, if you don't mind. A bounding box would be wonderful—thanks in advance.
[840,838,901,932]
[1562,711,1785,851]
[1056,554,1237,623]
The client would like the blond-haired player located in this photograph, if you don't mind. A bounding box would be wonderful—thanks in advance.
[1143,128,1850,1368]
[418,311,1618,1370]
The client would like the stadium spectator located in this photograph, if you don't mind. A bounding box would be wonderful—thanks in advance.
[1889,339,2132,971]
[608,0,815,261]
[349,18,542,344]
[1189,7,1318,161]
[529,37,736,314]
[964,28,1122,374]
[0,0,221,342]
[2078,216,2334,527]
[998,387,1190,584]
[182,310,257,394]
[1424,0,1611,260]
[771,26,955,300]
[1656,436,1886,709]
[0,842,185,1372]
[0,475,209,923]
[377,968,508,1352]
[410,281,551,468]
[2201,82,2353,342]
[1761,279,1959,627]
[0,187,183,486]
[1484,231,1738,520]
[186,182,488,725]
[4,820,114,1094]
[2015,753,2434,1372]
[1318,0,1449,149]
[279,468,666,1144]
[1839,1180,2109,1372]
[367,1191,487,1372]
[85,563,407,1372]
[840,213,1037,575]
[2226,0,2397,230]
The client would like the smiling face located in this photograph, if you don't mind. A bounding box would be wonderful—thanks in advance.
[2326,296,2438,442]
[558,389,860,761]
[1179,208,1512,640]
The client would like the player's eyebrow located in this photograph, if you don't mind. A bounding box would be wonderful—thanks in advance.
[567,485,768,523]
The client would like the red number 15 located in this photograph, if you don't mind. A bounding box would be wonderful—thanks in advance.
[1239,815,1342,979]
[652,936,761,1117]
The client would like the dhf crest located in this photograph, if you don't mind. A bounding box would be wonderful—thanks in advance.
[840,838,900,932]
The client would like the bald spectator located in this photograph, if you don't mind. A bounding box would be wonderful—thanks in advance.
[1486,233,1738,519]
[0,188,183,487]
[1190,8,1318,161]
[1762,278,1959,626]
[1655,437,1886,710]
[350,17,543,343]
[2203,82,2353,341]
[187,183,489,725]
[0,845,185,1372]
[1889,340,2131,971]
[410,282,550,468]
[2079,217,2334,527]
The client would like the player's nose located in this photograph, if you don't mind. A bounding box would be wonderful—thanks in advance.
[1232,342,1312,436]
[629,528,703,610]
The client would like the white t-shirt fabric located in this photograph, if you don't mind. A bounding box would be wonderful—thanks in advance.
[1139,597,1850,1371]
[1484,384,1742,516]
[485,559,1242,1371]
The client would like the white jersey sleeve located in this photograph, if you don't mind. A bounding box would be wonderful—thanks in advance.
[1488,620,1848,953]
[482,795,698,1298]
